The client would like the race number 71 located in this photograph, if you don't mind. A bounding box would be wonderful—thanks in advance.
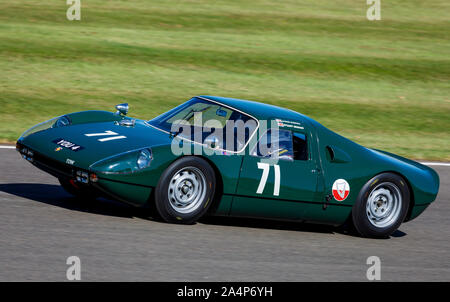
[84,130,126,142]
[256,162,280,196]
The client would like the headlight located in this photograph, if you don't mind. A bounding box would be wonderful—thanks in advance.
[137,149,152,169]
[54,116,71,128]
[90,148,153,174]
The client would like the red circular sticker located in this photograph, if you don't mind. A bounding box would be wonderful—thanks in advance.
[332,179,350,201]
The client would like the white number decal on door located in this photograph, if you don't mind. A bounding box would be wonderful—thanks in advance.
[256,162,281,196]
[84,130,126,142]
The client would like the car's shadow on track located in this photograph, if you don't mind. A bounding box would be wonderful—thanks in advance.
[0,183,143,219]
[199,215,337,234]
[199,216,407,238]
[0,183,407,239]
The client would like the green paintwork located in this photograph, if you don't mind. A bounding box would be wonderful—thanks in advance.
[96,178,152,206]
[17,96,440,225]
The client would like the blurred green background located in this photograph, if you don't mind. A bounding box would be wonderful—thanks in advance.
[0,0,449,160]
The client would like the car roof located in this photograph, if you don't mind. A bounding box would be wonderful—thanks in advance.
[198,95,318,126]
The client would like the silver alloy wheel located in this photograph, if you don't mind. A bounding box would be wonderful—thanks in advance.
[366,182,402,228]
[168,166,207,214]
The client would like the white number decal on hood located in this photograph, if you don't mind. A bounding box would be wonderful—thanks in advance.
[84,130,126,142]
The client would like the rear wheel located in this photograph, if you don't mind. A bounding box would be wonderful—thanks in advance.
[352,173,410,238]
[58,178,98,199]
[154,157,216,224]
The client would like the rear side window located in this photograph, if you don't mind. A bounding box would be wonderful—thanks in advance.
[293,132,308,160]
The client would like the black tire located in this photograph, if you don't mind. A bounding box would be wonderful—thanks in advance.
[154,156,216,224]
[352,173,410,238]
[58,178,98,200]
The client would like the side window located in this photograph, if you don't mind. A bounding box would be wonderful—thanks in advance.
[251,129,294,161]
[293,132,308,160]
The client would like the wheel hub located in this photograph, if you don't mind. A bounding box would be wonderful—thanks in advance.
[181,184,190,195]
[168,167,207,214]
[366,183,402,228]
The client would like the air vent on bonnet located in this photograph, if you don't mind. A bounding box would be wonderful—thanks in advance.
[116,119,136,127]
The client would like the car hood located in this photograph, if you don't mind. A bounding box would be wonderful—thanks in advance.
[20,119,172,168]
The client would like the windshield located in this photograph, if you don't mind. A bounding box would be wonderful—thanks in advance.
[148,97,258,152]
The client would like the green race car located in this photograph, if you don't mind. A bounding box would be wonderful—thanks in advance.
[16,96,440,238]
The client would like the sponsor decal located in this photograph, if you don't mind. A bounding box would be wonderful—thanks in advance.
[52,138,84,152]
[275,119,304,130]
[332,179,350,201]
[66,158,75,165]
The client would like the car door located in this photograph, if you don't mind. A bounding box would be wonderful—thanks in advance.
[231,125,323,220]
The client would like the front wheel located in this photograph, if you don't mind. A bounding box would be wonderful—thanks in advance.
[154,157,216,224]
[352,173,410,238]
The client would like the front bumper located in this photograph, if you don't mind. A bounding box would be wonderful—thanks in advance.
[16,142,88,180]
[16,142,152,206]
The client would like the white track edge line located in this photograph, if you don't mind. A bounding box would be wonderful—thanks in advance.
[419,162,450,167]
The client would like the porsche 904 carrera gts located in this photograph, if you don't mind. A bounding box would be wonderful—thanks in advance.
[16,96,440,237]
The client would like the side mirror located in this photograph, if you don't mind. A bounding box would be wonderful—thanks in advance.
[326,145,351,163]
[204,136,220,149]
[115,103,129,116]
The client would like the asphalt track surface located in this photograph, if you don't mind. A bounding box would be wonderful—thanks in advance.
[0,148,449,281]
